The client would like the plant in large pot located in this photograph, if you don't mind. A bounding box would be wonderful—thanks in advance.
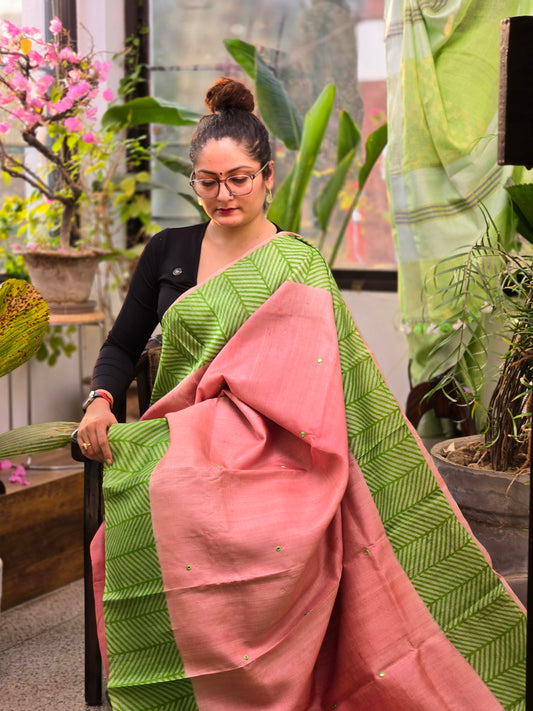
[422,186,533,602]
[0,16,152,307]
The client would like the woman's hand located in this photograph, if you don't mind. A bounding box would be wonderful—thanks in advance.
[77,396,117,465]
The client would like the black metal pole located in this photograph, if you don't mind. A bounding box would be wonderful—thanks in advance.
[497,16,533,710]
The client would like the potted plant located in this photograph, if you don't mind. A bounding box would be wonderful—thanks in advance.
[422,186,533,602]
[0,16,154,306]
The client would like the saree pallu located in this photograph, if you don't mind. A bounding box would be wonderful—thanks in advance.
[92,233,526,710]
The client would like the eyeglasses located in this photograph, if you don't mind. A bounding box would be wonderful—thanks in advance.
[189,162,270,198]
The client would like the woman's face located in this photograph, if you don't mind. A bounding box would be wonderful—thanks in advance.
[192,137,274,231]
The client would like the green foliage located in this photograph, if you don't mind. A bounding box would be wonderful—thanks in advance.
[268,84,335,231]
[102,97,200,130]
[505,182,533,245]
[35,325,77,367]
[0,129,159,253]
[225,38,387,264]
[326,123,388,266]
[116,30,150,99]
[0,278,49,377]
[425,222,533,471]
[224,39,302,150]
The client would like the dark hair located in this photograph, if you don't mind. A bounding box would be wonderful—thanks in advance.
[189,77,272,176]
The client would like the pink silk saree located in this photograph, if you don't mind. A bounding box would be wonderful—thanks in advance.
[92,234,525,710]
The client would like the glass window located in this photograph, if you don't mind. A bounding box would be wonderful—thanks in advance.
[148,0,394,270]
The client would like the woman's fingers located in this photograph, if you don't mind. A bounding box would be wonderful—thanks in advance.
[78,402,117,464]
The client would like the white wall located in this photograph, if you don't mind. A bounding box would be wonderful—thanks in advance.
[77,0,125,118]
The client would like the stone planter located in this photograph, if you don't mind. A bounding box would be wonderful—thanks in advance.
[431,435,529,605]
[18,249,107,305]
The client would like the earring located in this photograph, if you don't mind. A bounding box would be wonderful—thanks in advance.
[266,189,273,204]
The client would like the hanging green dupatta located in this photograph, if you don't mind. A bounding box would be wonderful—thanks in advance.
[101,233,525,710]
[385,0,533,402]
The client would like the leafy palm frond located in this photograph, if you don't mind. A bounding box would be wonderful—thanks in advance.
[426,232,533,471]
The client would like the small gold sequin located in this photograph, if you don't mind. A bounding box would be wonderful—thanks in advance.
[300,431,306,438]
[317,358,323,363]
[186,565,192,571]
[378,671,385,678]
[276,546,282,552]
[244,655,249,661]
[364,549,370,556]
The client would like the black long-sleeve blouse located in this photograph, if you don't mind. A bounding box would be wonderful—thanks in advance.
[91,222,208,399]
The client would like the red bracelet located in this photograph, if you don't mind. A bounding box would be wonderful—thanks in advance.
[95,390,113,405]
[82,389,114,412]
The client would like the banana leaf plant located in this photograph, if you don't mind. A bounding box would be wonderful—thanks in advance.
[224,38,387,264]
[0,279,78,460]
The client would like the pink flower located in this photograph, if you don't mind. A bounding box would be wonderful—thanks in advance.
[58,47,80,63]
[49,17,62,35]
[82,132,97,144]
[36,74,54,94]
[28,49,45,65]
[102,88,114,102]
[9,464,30,486]
[64,116,84,132]
[0,459,12,470]
[93,60,112,81]
[0,121,11,135]
[51,96,73,113]
[1,20,22,40]
[44,44,59,67]
[11,70,28,91]
[21,25,42,40]
[67,80,90,101]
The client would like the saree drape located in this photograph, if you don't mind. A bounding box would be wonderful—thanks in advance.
[384,0,533,390]
[92,233,525,710]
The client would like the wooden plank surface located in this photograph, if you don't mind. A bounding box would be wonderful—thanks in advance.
[0,448,84,610]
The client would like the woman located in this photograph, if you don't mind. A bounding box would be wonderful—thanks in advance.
[79,78,525,710]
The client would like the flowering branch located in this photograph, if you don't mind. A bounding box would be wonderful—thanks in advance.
[0,17,114,249]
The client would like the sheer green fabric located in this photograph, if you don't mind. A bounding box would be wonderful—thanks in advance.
[385,0,533,392]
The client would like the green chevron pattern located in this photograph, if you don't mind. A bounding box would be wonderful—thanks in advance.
[103,418,198,711]
[103,233,525,710]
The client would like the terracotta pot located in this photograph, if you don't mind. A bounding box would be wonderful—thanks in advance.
[20,249,105,305]
[431,435,529,605]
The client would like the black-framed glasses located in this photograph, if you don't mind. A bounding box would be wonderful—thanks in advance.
[189,162,270,198]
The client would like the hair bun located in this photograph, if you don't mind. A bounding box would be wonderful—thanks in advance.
[205,77,255,114]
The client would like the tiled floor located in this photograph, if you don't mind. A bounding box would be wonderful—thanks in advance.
[0,579,111,711]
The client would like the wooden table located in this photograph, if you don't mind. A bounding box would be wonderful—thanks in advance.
[0,448,84,611]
